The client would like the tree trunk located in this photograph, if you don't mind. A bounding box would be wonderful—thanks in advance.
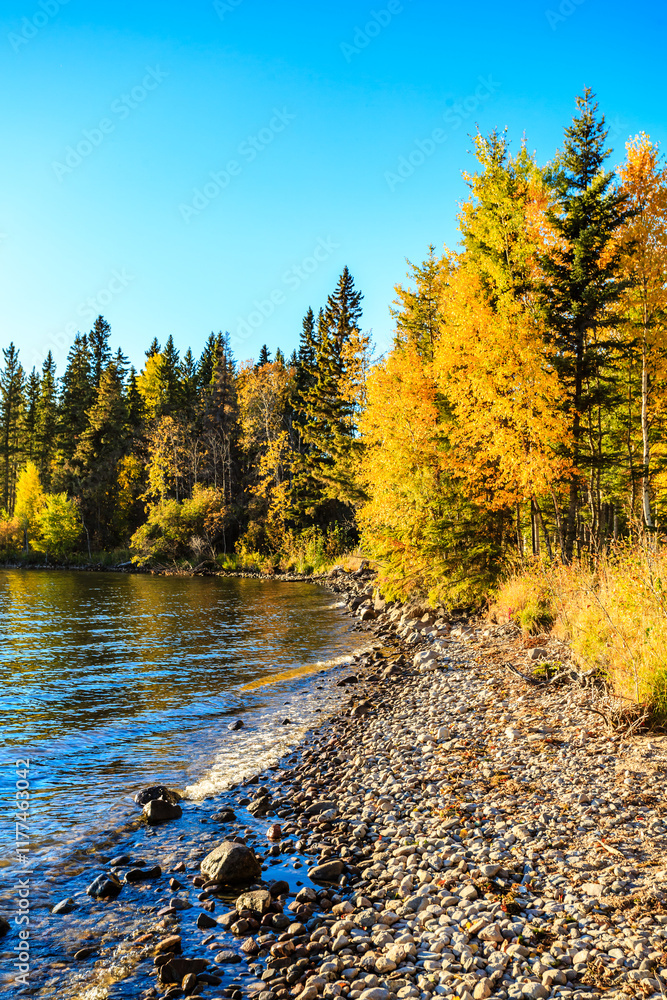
[641,321,654,530]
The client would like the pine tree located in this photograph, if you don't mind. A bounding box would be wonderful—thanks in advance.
[146,337,161,358]
[541,88,632,557]
[89,315,112,387]
[0,344,25,512]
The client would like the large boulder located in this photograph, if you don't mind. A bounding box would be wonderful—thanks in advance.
[200,841,262,884]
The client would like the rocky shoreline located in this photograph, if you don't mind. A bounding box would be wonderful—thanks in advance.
[4,566,667,1000]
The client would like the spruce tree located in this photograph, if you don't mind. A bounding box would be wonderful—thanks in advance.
[35,352,59,488]
[257,344,272,368]
[146,337,161,358]
[23,368,41,463]
[59,334,94,461]
[89,315,112,387]
[72,361,129,546]
[0,344,25,512]
[541,88,632,557]
[162,335,183,412]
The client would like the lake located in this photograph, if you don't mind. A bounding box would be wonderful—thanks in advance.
[0,570,362,876]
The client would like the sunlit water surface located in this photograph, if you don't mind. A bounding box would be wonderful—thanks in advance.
[0,570,363,875]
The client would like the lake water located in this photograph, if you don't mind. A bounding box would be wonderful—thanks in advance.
[0,570,363,877]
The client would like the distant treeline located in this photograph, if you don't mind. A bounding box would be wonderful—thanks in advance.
[3,89,667,603]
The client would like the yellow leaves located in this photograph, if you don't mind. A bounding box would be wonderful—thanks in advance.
[136,353,168,419]
[435,266,571,506]
[237,361,293,456]
[14,461,45,540]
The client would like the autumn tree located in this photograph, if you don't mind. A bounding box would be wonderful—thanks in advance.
[616,134,667,529]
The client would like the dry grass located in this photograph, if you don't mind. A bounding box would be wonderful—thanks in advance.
[491,544,667,719]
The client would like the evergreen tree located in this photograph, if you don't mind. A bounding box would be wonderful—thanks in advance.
[197,332,223,401]
[89,315,112,387]
[71,361,130,546]
[146,337,161,358]
[35,352,58,488]
[180,347,199,415]
[59,335,94,461]
[275,347,286,367]
[324,265,364,357]
[541,88,633,557]
[391,246,448,360]
[257,344,272,368]
[23,368,41,463]
[0,344,25,512]
[162,335,183,412]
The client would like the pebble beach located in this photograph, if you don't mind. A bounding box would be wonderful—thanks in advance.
[5,565,667,1000]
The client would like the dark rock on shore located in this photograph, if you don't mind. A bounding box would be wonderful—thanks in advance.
[87,873,122,899]
[134,784,181,806]
[200,840,262,883]
[228,719,244,730]
[143,799,183,824]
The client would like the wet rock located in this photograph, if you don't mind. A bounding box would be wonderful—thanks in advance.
[52,897,76,914]
[182,972,198,994]
[212,807,237,822]
[236,889,272,915]
[200,840,262,884]
[126,864,162,882]
[228,720,244,731]
[0,916,9,937]
[248,795,271,817]
[337,676,358,687]
[143,799,183,824]
[268,879,290,897]
[87,873,122,899]
[196,911,217,929]
[214,949,243,964]
[308,859,345,882]
[281,718,292,725]
[158,956,209,984]
[154,934,182,955]
[134,784,181,806]
[267,823,282,840]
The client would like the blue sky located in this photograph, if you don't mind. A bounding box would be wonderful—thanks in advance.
[1,0,665,375]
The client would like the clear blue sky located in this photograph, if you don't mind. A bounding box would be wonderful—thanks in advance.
[1,0,665,375]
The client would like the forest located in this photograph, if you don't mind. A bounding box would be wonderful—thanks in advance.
[2,89,667,607]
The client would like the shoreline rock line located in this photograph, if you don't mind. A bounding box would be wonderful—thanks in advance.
[5,565,667,1000]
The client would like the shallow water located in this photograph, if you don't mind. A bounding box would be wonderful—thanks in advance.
[0,570,362,876]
